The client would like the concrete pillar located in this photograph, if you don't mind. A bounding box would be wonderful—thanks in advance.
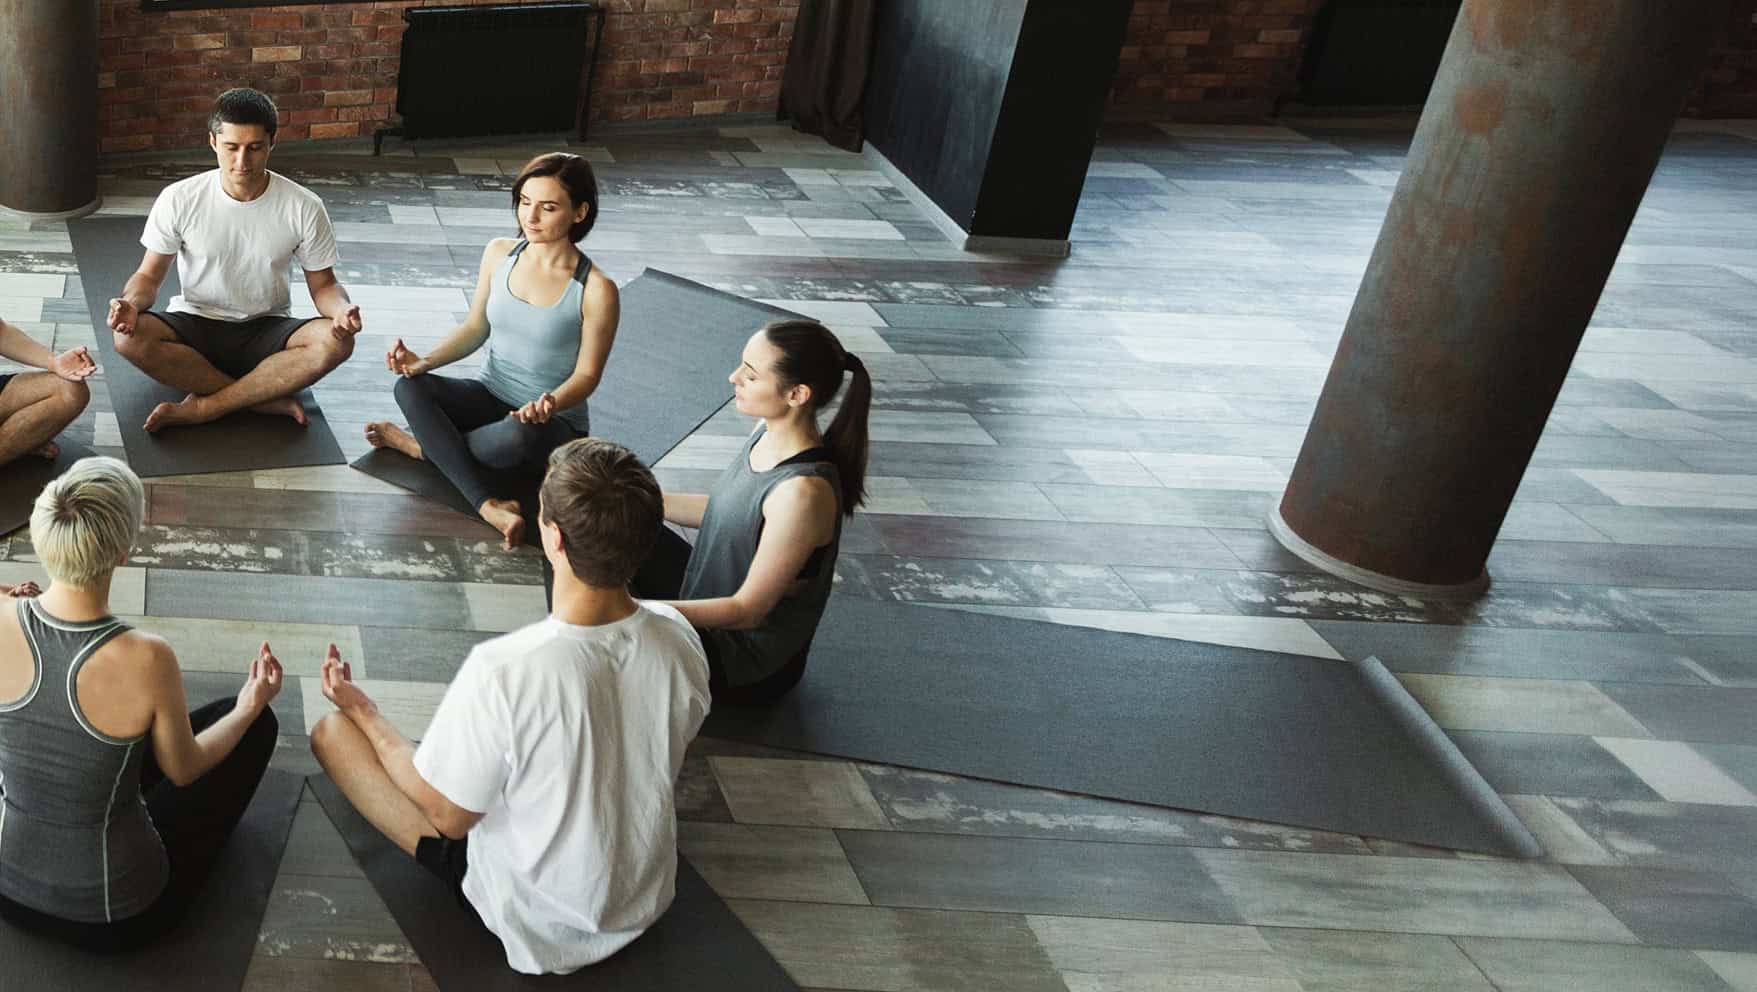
[0,0,100,218]
[1270,0,1732,597]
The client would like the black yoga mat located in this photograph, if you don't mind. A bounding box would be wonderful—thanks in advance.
[67,216,345,478]
[0,769,302,992]
[702,599,1544,858]
[309,774,799,991]
[351,269,800,511]
[1,438,96,537]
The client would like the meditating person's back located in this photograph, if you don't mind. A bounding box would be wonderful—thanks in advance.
[0,602,163,923]
[413,601,709,973]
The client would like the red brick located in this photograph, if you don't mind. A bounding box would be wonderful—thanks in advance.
[251,45,302,62]
[309,121,360,139]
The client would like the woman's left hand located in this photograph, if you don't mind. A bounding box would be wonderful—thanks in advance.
[1,581,42,598]
[513,392,556,425]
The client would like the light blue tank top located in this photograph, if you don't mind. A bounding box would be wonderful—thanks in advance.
[478,239,593,433]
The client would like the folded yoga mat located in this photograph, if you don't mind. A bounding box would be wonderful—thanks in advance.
[309,774,800,991]
[67,217,345,478]
[351,269,801,513]
[702,598,1544,858]
[0,769,302,992]
[1,439,95,536]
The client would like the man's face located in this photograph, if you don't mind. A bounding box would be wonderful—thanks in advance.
[209,122,273,182]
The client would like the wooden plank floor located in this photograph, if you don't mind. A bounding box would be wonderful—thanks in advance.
[3,116,1756,990]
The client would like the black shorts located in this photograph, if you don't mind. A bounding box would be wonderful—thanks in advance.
[415,832,471,907]
[0,372,14,398]
[147,310,312,379]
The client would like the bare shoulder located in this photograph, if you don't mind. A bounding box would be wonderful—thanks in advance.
[480,237,519,269]
[583,266,618,304]
[109,629,180,684]
[768,474,836,517]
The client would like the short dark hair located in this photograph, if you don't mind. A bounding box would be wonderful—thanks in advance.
[209,88,280,140]
[511,153,599,242]
[539,438,662,587]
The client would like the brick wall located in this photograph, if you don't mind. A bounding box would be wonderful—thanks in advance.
[1108,0,1322,119]
[1108,0,1757,121]
[98,0,801,153]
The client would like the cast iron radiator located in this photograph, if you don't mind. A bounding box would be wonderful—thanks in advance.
[374,1,606,154]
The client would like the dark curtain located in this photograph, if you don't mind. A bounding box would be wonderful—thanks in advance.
[778,0,877,152]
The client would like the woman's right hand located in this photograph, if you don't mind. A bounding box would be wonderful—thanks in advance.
[237,642,285,715]
[386,337,429,377]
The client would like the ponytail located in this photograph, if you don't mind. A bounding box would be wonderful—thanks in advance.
[762,320,871,515]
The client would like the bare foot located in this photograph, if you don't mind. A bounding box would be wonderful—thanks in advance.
[252,395,309,427]
[33,441,59,459]
[365,421,422,460]
[478,498,524,549]
[144,394,214,433]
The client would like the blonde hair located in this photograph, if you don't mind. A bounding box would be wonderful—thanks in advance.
[30,457,144,587]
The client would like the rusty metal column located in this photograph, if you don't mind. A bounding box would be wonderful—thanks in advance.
[0,0,100,218]
[1270,0,1731,598]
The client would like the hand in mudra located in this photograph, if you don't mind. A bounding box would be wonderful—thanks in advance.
[385,337,429,377]
[513,392,556,425]
[52,346,97,383]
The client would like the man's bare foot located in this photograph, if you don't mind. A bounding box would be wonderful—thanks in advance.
[33,441,59,459]
[252,395,309,427]
[478,498,524,549]
[144,394,215,433]
[364,422,422,460]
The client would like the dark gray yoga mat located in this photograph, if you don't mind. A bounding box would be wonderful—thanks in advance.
[0,769,302,992]
[67,216,345,478]
[309,774,799,991]
[702,599,1543,858]
[1,439,96,536]
[351,269,800,513]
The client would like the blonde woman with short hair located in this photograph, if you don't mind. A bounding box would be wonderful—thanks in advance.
[0,457,282,949]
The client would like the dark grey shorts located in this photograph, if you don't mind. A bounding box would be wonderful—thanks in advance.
[0,373,14,399]
[146,310,314,379]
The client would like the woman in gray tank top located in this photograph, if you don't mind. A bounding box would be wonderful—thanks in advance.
[0,457,283,950]
[364,153,619,549]
[632,320,873,703]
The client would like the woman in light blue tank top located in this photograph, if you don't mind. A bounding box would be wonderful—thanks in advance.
[364,154,620,549]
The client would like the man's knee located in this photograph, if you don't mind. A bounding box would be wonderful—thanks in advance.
[112,329,149,363]
[53,376,90,417]
[309,711,349,761]
[316,330,355,369]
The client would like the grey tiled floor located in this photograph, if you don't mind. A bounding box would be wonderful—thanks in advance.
[4,116,1757,989]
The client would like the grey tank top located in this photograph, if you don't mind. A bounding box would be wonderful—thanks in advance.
[478,239,592,433]
[0,600,168,922]
[681,430,842,686]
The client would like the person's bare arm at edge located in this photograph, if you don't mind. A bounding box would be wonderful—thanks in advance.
[385,238,510,378]
[510,268,619,425]
[146,637,283,786]
[664,474,836,631]
[106,251,175,335]
[303,266,364,342]
[319,645,483,839]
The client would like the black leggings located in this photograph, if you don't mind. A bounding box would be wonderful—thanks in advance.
[393,373,581,510]
[0,698,279,952]
[631,527,808,705]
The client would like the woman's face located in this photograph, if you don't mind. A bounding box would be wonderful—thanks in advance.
[730,331,798,417]
[516,176,588,244]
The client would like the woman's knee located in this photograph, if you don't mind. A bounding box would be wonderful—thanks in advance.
[392,372,436,413]
[470,421,543,470]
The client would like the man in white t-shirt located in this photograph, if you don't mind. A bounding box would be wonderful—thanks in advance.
[310,438,711,975]
[105,87,364,433]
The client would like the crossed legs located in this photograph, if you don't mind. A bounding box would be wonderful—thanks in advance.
[112,314,352,431]
[310,712,437,857]
[0,372,90,465]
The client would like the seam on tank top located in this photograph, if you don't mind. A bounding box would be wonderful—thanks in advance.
[65,623,141,746]
[101,739,134,923]
[3,607,47,713]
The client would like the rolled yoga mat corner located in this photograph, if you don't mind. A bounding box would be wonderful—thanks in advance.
[67,216,346,478]
[702,598,1544,859]
[1,438,96,537]
[308,773,800,991]
[0,768,303,992]
[350,269,805,513]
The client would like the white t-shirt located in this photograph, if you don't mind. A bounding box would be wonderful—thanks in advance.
[140,169,339,321]
[412,603,711,975]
